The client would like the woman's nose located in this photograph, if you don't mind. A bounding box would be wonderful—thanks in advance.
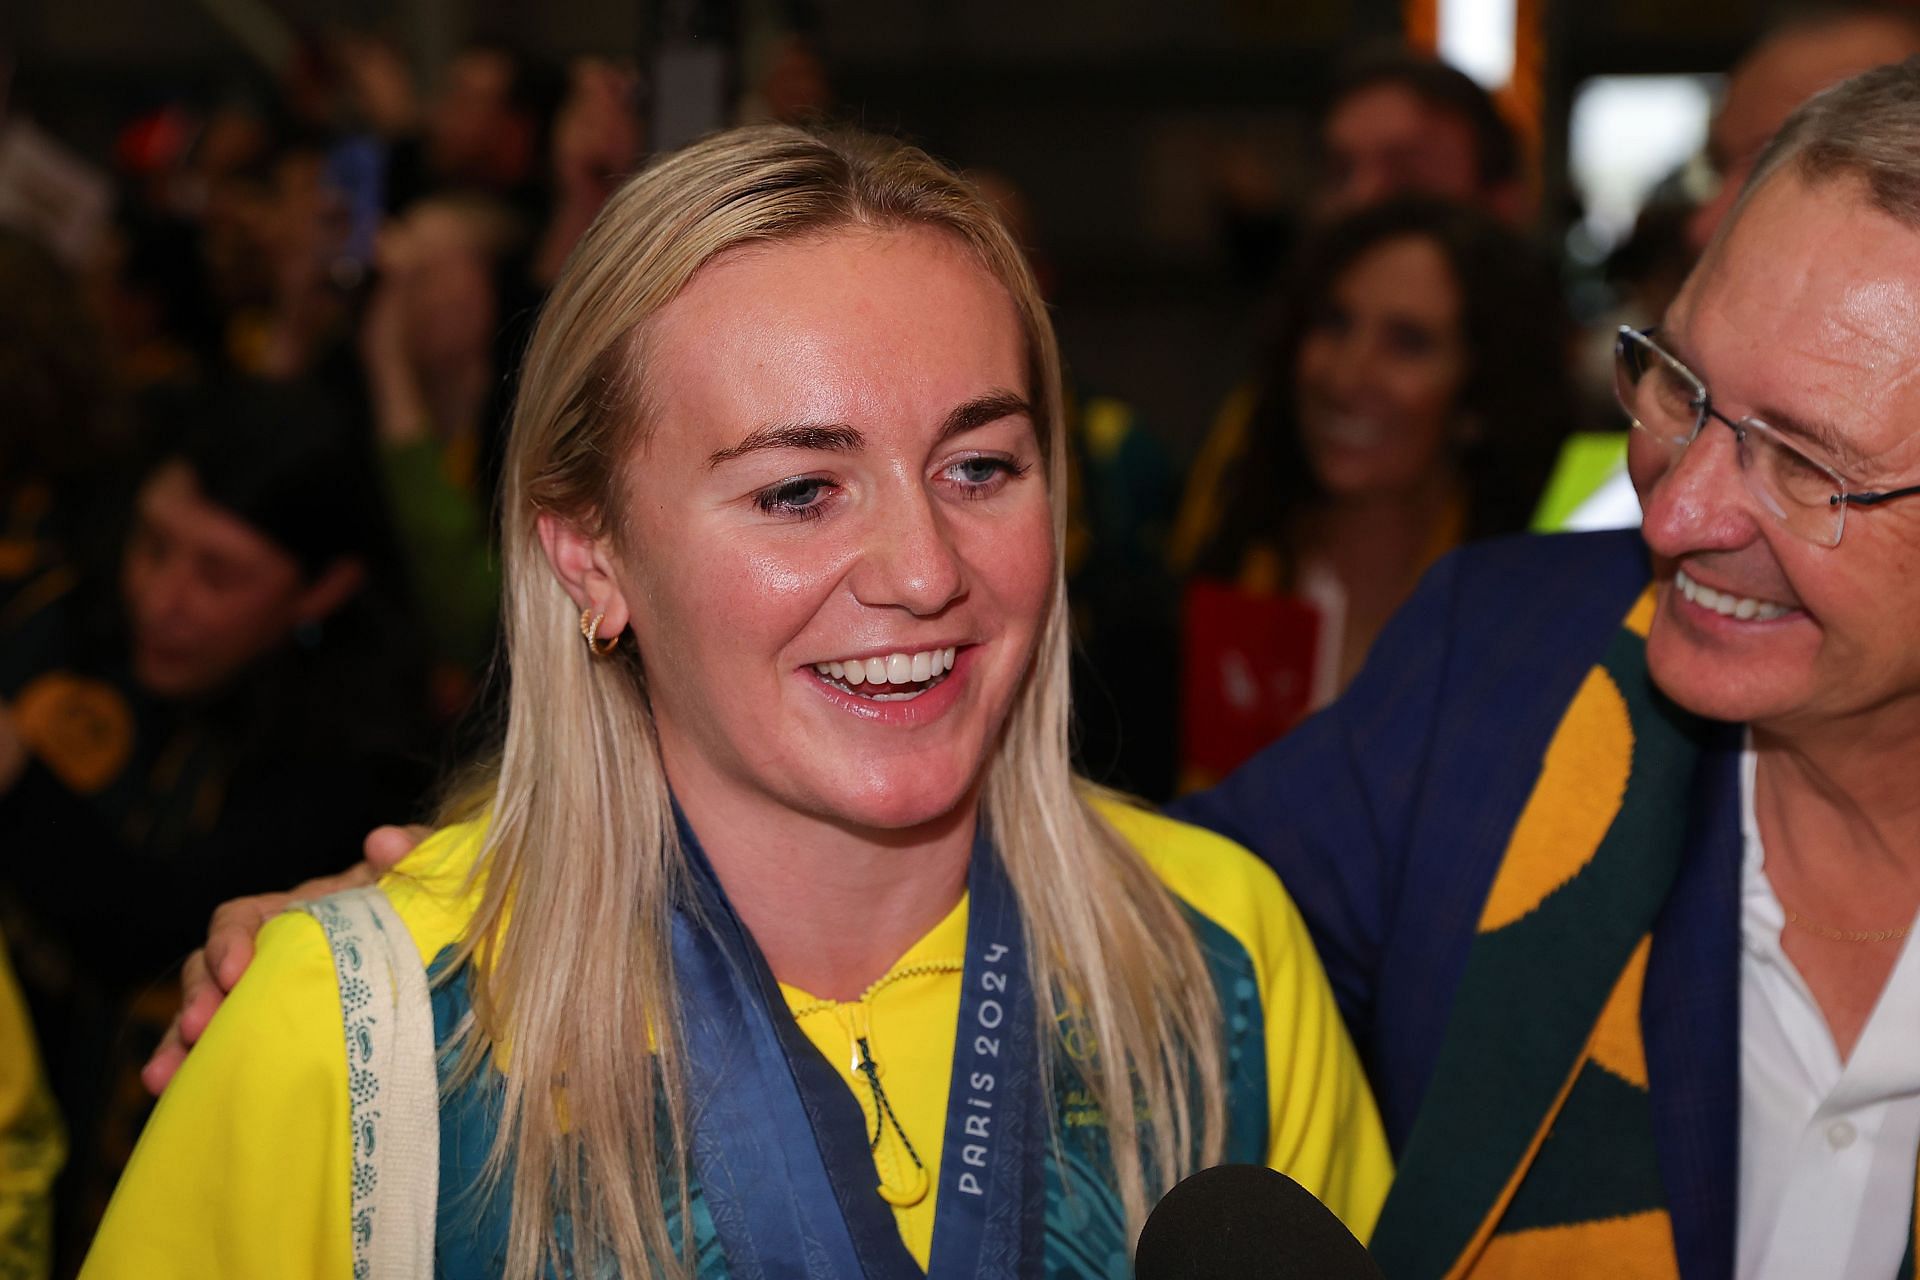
[851,490,966,616]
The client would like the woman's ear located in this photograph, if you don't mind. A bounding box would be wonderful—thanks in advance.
[536,512,633,641]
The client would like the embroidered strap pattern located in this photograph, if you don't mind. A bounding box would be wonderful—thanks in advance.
[300,887,439,1280]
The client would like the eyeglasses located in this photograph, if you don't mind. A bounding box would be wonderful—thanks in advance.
[1613,325,1920,548]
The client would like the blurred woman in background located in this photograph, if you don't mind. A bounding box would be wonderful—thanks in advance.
[1177,198,1573,784]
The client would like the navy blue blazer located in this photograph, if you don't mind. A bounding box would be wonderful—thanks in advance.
[1171,529,1744,1280]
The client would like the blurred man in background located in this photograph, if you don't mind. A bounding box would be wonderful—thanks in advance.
[1319,51,1530,223]
[1214,48,1529,291]
[1688,5,1920,252]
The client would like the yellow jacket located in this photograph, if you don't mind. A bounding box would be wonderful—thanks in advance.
[84,801,1389,1276]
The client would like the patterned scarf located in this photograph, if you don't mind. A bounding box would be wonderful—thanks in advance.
[1369,590,1697,1277]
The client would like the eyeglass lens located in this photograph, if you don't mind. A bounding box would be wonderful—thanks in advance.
[1613,330,1844,546]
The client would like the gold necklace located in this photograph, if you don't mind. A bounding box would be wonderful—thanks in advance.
[1783,908,1912,944]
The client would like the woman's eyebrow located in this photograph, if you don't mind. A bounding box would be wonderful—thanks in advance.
[707,422,863,467]
[936,389,1032,444]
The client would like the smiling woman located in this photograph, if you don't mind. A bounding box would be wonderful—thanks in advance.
[1177,199,1572,783]
[82,127,1389,1280]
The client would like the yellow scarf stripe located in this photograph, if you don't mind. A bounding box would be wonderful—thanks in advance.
[1471,1209,1679,1276]
[1588,938,1651,1090]
[1476,665,1634,934]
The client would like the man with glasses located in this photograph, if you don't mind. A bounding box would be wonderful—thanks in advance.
[1179,58,1920,1278]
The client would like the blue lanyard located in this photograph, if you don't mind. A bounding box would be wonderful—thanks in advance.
[672,810,1043,1279]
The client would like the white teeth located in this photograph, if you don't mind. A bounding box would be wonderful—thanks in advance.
[1675,569,1793,621]
[811,646,962,698]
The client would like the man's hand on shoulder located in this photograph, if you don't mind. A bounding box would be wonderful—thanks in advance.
[139,824,429,1095]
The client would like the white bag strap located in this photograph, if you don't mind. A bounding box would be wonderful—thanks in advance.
[299,885,439,1279]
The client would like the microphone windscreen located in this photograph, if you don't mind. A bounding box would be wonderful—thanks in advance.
[1134,1164,1383,1280]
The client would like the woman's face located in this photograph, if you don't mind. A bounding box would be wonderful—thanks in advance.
[1294,234,1469,500]
[595,227,1054,835]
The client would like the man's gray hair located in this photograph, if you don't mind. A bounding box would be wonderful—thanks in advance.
[1745,55,1920,227]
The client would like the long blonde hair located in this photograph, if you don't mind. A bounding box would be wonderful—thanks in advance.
[445,124,1225,1278]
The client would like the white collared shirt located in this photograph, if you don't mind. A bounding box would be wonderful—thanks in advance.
[1737,743,1920,1279]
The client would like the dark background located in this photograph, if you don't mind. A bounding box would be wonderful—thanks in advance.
[1,0,1774,462]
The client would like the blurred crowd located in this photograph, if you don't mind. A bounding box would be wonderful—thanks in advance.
[0,33,663,1269]
[2,7,1917,1274]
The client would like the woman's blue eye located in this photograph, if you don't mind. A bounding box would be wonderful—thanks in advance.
[754,477,833,517]
[954,457,1007,485]
[946,455,1028,493]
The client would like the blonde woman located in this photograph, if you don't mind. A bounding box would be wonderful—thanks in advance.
[83,126,1388,1279]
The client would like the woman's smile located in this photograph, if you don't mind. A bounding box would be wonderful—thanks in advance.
[808,643,962,698]
[799,643,980,727]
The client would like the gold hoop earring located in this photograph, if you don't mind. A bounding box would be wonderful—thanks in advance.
[580,609,620,657]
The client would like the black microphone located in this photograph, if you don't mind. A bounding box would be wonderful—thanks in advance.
[1134,1164,1384,1279]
